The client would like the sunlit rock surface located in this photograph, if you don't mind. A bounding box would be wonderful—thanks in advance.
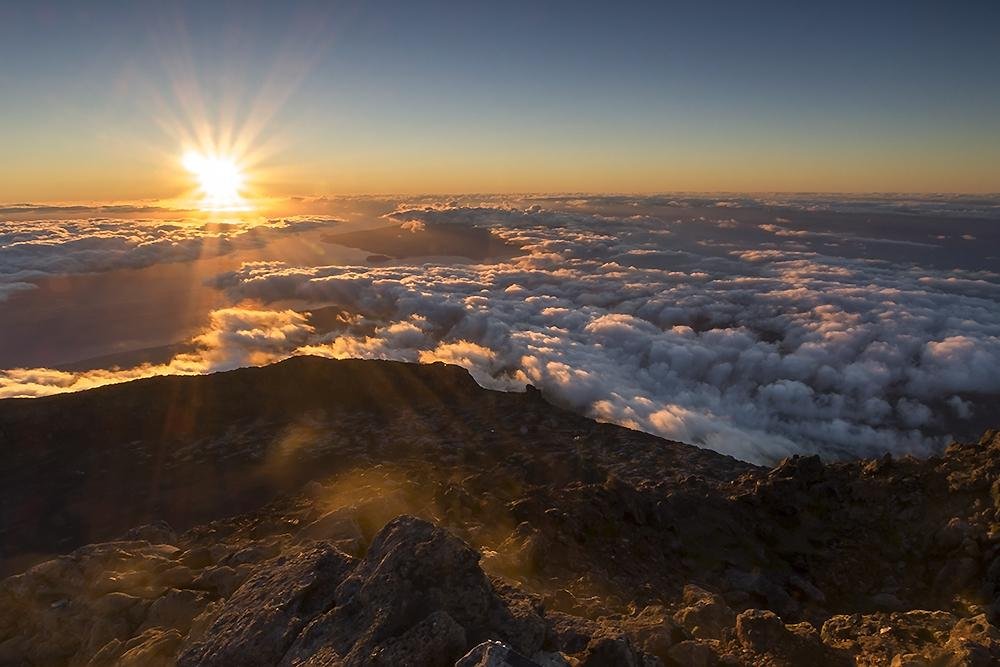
[1,357,999,665]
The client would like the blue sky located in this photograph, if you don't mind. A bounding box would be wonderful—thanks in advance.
[1,1,998,198]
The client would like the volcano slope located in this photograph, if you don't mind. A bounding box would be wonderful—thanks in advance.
[0,356,998,666]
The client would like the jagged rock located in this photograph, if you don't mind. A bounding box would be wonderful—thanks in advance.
[950,614,1000,646]
[178,543,354,666]
[281,516,545,665]
[673,585,734,640]
[118,628,183,667]
[368,610,468,666]
[141,588,209,633]
[490,581,548,657]
[579,634,642,667]
[618,604,686,660]
[545,611,601,655]
[667,640,720,667]
[735,609,843,665]
[819,610,1000,665]
[735,609,788,653]
[190,564,246,597]
[456,640,541,667]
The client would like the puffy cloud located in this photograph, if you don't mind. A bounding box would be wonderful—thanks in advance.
[0,307,313,399]
[5,197,999,464]
[198,202,1000,462]
[0,214,341,298]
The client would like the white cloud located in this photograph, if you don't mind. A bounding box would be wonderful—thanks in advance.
[201,203,1000,462]
[0,307,313,399]
[0,214,341,297]
[4,198,999,464]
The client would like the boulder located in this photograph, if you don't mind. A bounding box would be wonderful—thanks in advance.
[736,609,843,665]
[619,604,686,660]
[735,609,788,653]
[177,543,354,666]
[281,516,546,665]
[673,585,735,640]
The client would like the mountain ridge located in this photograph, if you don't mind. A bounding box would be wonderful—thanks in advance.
[0,356,749,576]
[1,357,999,665]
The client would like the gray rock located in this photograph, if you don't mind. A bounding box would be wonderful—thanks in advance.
[189,565,247,598]
[177,543,354,667]
[282,516,545,665]
[456,640,541,667]
[370,610,468,666]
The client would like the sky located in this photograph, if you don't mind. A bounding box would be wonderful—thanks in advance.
[1,0,998,200]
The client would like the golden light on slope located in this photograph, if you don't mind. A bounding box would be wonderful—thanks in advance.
[182,150,249,211]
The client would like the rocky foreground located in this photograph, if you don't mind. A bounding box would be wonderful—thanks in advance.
[1,358,999,665]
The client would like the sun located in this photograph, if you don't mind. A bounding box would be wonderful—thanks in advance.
[182,151,248,210]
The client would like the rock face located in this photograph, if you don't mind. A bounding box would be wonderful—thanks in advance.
[177,544,353,666]
[1,359,1000,666]
[278,515,545,666]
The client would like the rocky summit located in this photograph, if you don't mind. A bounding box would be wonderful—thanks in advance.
[1,357,999,666]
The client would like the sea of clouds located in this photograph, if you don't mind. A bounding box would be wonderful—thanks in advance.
[2,195,999,464]
[0,206,341,301]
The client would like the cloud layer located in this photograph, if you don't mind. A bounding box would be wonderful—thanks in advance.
[0,307,314,398]
[204,202,1000,462]
[0,213,340,300]
[3,196,999,464]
